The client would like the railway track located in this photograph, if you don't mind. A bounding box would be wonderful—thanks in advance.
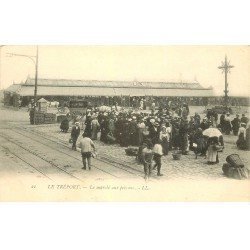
[0,144,53,181]
[13,126,151,179]
[1,126,151,180]
[22,126,144,169]
[0,133,85,182]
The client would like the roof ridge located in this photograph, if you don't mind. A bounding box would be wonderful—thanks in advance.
[27,78,201,85]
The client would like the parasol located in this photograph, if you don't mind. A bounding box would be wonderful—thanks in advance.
[203,127,222,137]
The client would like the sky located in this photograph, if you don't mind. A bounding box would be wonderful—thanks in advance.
[0,45,249,96]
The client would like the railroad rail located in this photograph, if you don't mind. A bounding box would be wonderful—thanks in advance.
[13,126,150,179]
[0,143,53,181]
[0,132,87,182]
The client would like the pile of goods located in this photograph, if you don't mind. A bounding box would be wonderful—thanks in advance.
[34,112,45,124]
[222,154,249,180]
[44,113,57,124]
[34,112,56,124]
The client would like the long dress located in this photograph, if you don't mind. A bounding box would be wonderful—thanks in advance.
[237,127,247,150]
[160,128,171,155]
[84,118,92,138]
[207,144,218,163]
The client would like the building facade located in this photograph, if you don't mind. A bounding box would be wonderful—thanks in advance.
[4,77,216,107]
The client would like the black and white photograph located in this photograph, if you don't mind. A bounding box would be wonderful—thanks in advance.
[0,45,249,201]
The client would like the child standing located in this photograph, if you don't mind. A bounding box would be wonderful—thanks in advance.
[142,141,154,180]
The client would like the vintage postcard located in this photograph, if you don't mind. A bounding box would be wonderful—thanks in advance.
[0,45,249,201]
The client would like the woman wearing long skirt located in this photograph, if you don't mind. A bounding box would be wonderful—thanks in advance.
[84,115,92,138]
[207,137,220,164]
[236,123,247,150]
[159,124,171,155]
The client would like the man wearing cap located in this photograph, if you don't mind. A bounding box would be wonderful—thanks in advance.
[79,133,96,170]
[71,122,81,150]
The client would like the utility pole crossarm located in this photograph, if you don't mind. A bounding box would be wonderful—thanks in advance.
[218,55,234,108]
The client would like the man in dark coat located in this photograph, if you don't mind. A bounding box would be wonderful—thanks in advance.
[84,114,92,137]
[148,121,159,145]
[71,122,81,150]
[120,118,130,147]
[224,113,232,135]
[128,116,138,146]
[231,114,241,136]
[114,116,123,145]
[200,118,209,131]
[179,118,189,154]
[100,116,110,143]
[220,112,226,133]
[241,114,249,125]
[29,108,35,125]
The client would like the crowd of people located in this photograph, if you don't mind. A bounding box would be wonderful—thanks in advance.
[60,98,250,179]
[219,112,250,150]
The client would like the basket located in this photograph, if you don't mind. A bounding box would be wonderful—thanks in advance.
[125,147,138,156]
[172,151,182,160]
[226,154,244,168]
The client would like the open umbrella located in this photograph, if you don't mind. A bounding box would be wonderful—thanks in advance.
[203,127,222,137]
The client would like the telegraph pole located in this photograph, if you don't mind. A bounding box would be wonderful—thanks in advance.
[218,55,234,107]
[7,46,39,124]
[34,46,39,106]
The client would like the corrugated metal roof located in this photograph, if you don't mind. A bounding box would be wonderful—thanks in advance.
[17,85,213,97]
[24,77,209,90]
